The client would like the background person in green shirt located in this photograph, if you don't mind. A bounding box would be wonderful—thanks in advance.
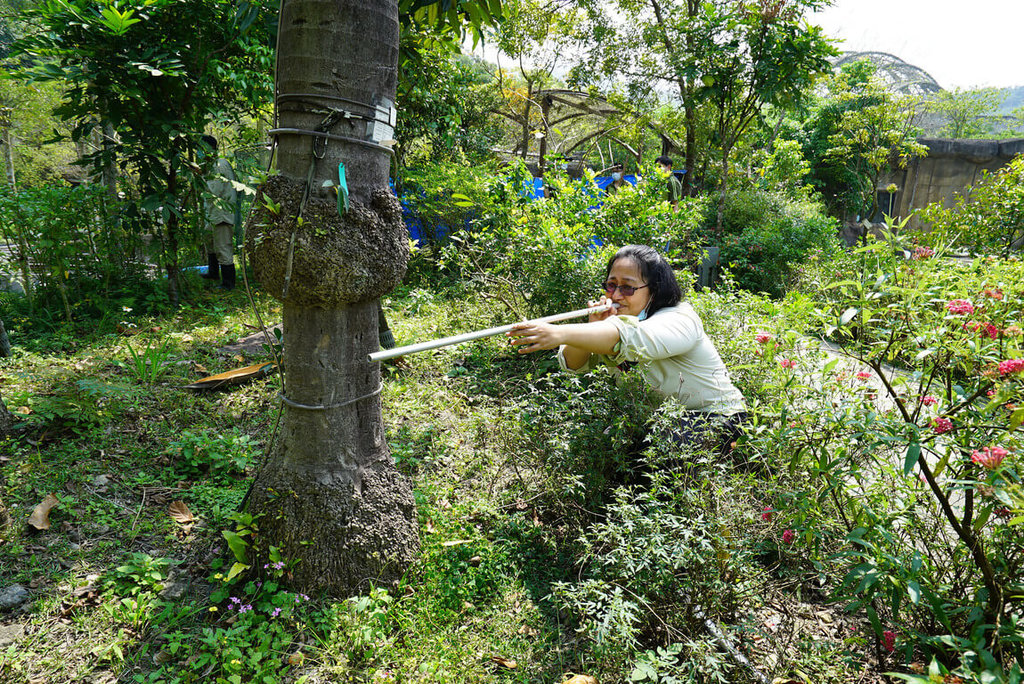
[656,155,682,213]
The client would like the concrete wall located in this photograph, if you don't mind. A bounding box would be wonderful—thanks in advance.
[882,138,1024,231]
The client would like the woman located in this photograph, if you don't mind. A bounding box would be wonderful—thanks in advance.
[508,245,746,455]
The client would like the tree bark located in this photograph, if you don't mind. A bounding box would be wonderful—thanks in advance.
[0,390,13,436]
[0,319,10,358]
[245,0,418,595]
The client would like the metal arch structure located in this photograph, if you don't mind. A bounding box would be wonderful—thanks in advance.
[833,51,943,96]
[491,87,680,173]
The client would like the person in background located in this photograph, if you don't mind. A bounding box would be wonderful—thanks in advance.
[605,163,628,195]
[507,244,747,456]
[655,155,683,213]
[200,135,238,290]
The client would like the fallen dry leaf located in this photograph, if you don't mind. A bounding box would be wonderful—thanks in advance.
[441,539,473,547]
[563,675,598,684]
[168,501,194,524]
[28,494,59,530]
[490,656,517,669]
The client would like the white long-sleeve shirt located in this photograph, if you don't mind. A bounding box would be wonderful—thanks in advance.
[557,302,746,415]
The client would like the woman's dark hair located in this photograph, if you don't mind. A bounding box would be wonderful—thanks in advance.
[655,155,673,168]
[605,245,682,316]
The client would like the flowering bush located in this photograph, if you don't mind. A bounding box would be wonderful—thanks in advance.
[749,229,1024,682]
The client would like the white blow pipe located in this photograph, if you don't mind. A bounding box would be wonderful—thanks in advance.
[368,302,618,362]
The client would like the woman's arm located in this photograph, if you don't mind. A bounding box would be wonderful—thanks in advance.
[507,319,621,369]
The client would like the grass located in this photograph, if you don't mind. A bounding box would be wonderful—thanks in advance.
[0,278,881,684]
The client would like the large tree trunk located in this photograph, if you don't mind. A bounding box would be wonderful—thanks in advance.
[244,0,417,595]
[0,390,13,436]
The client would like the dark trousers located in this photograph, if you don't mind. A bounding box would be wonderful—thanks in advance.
[670,411,748,457]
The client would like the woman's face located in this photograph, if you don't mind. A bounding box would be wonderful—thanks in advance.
[604,257,652,317]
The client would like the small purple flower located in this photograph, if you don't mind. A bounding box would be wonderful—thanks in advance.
[238,604,253,613]
[271,607,281,618]
[301,593,309,601]
[274,561,286,570]
[263,563,269,569]
[229,596,240,605]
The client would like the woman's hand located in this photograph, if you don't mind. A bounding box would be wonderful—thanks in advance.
[589,296,617,322]
[507,321,564,354]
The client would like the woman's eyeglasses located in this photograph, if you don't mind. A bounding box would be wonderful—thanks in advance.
[601,282,649,297]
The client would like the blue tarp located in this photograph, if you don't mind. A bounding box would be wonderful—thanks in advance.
[399,170,683,244]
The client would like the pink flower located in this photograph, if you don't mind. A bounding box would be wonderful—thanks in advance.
[855,371,871,380]
[921,395,938,406]
[782,529,796,544]
[932,417,953,434]
[755,331,773,344]
[946,299,975,316]
[882,630,897,653]
[779,358,796,369]
[984,323,999,339]
[911,246,934,260]
[971,446,1009,469]
[761,506,773,521]
[998,359,1024,376]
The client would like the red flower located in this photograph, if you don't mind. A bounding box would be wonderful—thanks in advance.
[761,506,773,522]
[946,299,975,315]
[755,331,773,344]
[998,359,1024,376]
[883,630,897,653]
[782,529,796,544]
[921,395,938,406]
[971,446,1009,469]
[932,417,953,434]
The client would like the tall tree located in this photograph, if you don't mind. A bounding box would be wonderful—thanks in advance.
[571,0,834,221]
[817,61,927,225]
[244,0,418,593]
[927,87,1006,139]
[244,0,500,594]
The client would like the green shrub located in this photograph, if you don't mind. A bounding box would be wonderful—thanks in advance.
[0,184,173,337]
[708,189,842,298]
[750,232,1024,680]
[549,427,765,681]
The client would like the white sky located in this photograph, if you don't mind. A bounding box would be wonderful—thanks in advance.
[809,0,1024,90]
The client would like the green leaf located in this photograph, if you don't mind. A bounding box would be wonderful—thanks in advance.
[1010,407,1024,431]
[902,442,920,476]
[839,307,859,326]
[973,505,993,532]
[225,562,249,581]
[99,6,140,35]
[907,580,921,605]
[222,530,249,564]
